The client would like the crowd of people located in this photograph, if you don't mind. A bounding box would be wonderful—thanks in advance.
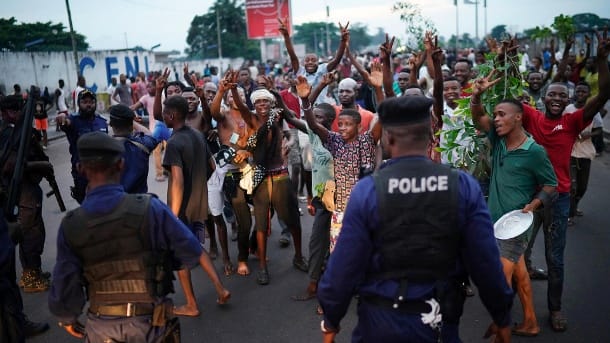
[1,19,609,342]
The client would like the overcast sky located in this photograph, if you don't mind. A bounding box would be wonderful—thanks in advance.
[3,0,607,53]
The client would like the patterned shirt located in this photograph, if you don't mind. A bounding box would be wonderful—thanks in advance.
[324,131,375,211]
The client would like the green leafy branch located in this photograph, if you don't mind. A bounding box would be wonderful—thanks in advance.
[436,49,524,179]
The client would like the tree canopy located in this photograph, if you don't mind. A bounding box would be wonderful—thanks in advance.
[0,17,88,52]
[185,0,259,60]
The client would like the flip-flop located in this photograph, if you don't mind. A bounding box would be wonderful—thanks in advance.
[511,325,539,337]
[224,263,235,276]
[291,293,316,301]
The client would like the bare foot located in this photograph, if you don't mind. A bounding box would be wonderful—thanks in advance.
[217,289,231,305]
[223,262,235,276]
[512,322,540,336]
[173,304,200,317]
[237,262,250,276]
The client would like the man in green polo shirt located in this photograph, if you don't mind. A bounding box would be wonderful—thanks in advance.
[473,97,557,337]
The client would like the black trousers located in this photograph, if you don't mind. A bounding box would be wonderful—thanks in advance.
[569,157,591,218]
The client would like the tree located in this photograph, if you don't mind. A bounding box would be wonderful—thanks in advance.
[0,17,88,51]
[489,25,507,41]
[185,0,259,60]
[293,22,339,55]
[447,33,476,50]
[392,1,437,50]
[348,23,372,51]
[571,13,610,32]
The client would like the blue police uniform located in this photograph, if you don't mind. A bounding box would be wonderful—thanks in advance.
[48,184,203,341]
[118,133,159,194]
[61,113,108,201]
[317,156,513,342]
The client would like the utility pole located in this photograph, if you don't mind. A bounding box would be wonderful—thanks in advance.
[216,6,223,74]
[455,0,459,51]
[475,0,479,41]
[64,0,80,78]
[325,5,331,57]
[484,0,487,38]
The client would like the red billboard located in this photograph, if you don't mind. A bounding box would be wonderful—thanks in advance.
[245,0,292,39]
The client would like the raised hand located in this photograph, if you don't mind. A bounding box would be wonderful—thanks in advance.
[192,74,204,98]
[379,33,395,60]
[219,70,231,91]
[368,61,383,88]
[339,21,350,42]
[408,51,426,71]
[596,28,610,58]
[156,68,170,92]
[183,63,189,76]
[424,31,437,53]
[295,75,311,99]
[320,72,335,86]
[485,36,498,52]
[472,69,502,97]
[278,17,289,36]
[584,34,592,46]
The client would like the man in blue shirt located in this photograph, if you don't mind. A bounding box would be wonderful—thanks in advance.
[48,132,207,342]
[56,90,108,203]
[317,96,513,342]
[108,104,158,193]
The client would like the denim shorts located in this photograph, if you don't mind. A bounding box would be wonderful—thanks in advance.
[497,234,528,263]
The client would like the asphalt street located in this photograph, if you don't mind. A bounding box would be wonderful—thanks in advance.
[18,129,610,343]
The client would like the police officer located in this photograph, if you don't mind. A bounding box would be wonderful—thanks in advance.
[108,104,159,193]
[48,132,210,342]
[317,96,513,342]
[1,96,49,341]
[56,89,108,203]
[1,94,54,293]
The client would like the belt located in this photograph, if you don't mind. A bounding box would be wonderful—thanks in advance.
[360,295,432,314]
[90,303,155,317]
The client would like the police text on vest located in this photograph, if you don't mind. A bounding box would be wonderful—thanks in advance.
[388,176,449,193]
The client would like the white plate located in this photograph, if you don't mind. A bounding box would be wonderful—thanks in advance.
[493,210,534,240]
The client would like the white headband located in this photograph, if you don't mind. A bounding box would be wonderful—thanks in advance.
[250,89,275,104]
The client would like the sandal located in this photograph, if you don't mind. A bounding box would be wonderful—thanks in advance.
[549,311,567,332]
[293,256,309,272]
[224,262,235,276]
[256,268,270,285]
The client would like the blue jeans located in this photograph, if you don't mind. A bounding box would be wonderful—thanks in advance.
[525,192,569,312]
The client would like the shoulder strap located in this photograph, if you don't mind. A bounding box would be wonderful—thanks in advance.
[115,136,150,155]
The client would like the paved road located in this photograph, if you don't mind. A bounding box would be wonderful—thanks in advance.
[19,133,610,343]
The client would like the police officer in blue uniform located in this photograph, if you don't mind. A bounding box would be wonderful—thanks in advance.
[317,96,513,342]
[108,104,158,193]
[48,132,207,342]
[56,90,108,203]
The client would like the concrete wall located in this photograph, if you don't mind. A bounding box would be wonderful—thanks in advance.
[0,51,245,106]
[0,50,157,97]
